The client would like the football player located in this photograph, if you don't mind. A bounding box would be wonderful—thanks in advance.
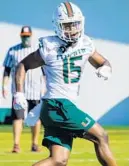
[13,2,117,166]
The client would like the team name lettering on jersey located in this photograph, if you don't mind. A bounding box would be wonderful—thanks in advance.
[57,48,87,60]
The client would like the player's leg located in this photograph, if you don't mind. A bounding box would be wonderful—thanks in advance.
[83,122,117,166]
[31,119,41,151]
[12,119,23,152]
[39,98,116,166]
[27,100,41,151]
[54,99,117,166]
[35,99,74,165]
[11,100,24,153]
[32,144,70,166]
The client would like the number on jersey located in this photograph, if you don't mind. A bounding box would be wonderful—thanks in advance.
[63,56,82,83]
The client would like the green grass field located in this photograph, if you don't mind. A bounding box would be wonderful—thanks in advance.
[0,125,129,166]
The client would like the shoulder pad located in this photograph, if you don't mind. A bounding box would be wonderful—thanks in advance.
[82,35,96,55]
[83,35,94,46]
[39,36,64,52]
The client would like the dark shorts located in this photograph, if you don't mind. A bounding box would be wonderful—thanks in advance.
[40,99,95,150]
[12,99,40,120]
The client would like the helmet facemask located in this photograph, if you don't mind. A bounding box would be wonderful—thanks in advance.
[58,19,84,42]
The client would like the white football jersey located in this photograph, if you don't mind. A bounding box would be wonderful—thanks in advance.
[39,35,95,102]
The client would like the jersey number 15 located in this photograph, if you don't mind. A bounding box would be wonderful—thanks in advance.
[63,56,82,84]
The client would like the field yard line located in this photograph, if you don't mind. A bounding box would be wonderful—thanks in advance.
[0,158,129,163]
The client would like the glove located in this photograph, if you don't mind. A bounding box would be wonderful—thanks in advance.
[24,101,42,126]
[95,65,112,80]
[13,92,28,110]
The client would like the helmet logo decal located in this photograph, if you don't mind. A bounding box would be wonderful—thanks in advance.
[63,2,73,17]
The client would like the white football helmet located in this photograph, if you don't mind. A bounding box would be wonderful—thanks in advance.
[52,2,85,43]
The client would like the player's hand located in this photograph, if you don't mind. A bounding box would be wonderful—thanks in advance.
[95,65,112,80]
[13,92,28,110]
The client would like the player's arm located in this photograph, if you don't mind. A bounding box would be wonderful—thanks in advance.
[88,51,111,69]
[2,49,13,98]
[13,49,45,111]
[2,67,11,98]
[15,49,45,92]
[2,67,11,88]
[88,51,112,80]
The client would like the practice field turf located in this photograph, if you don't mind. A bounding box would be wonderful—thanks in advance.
[0,125,129,166]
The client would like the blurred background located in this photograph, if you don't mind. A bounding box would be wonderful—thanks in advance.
[0,0,129,126]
